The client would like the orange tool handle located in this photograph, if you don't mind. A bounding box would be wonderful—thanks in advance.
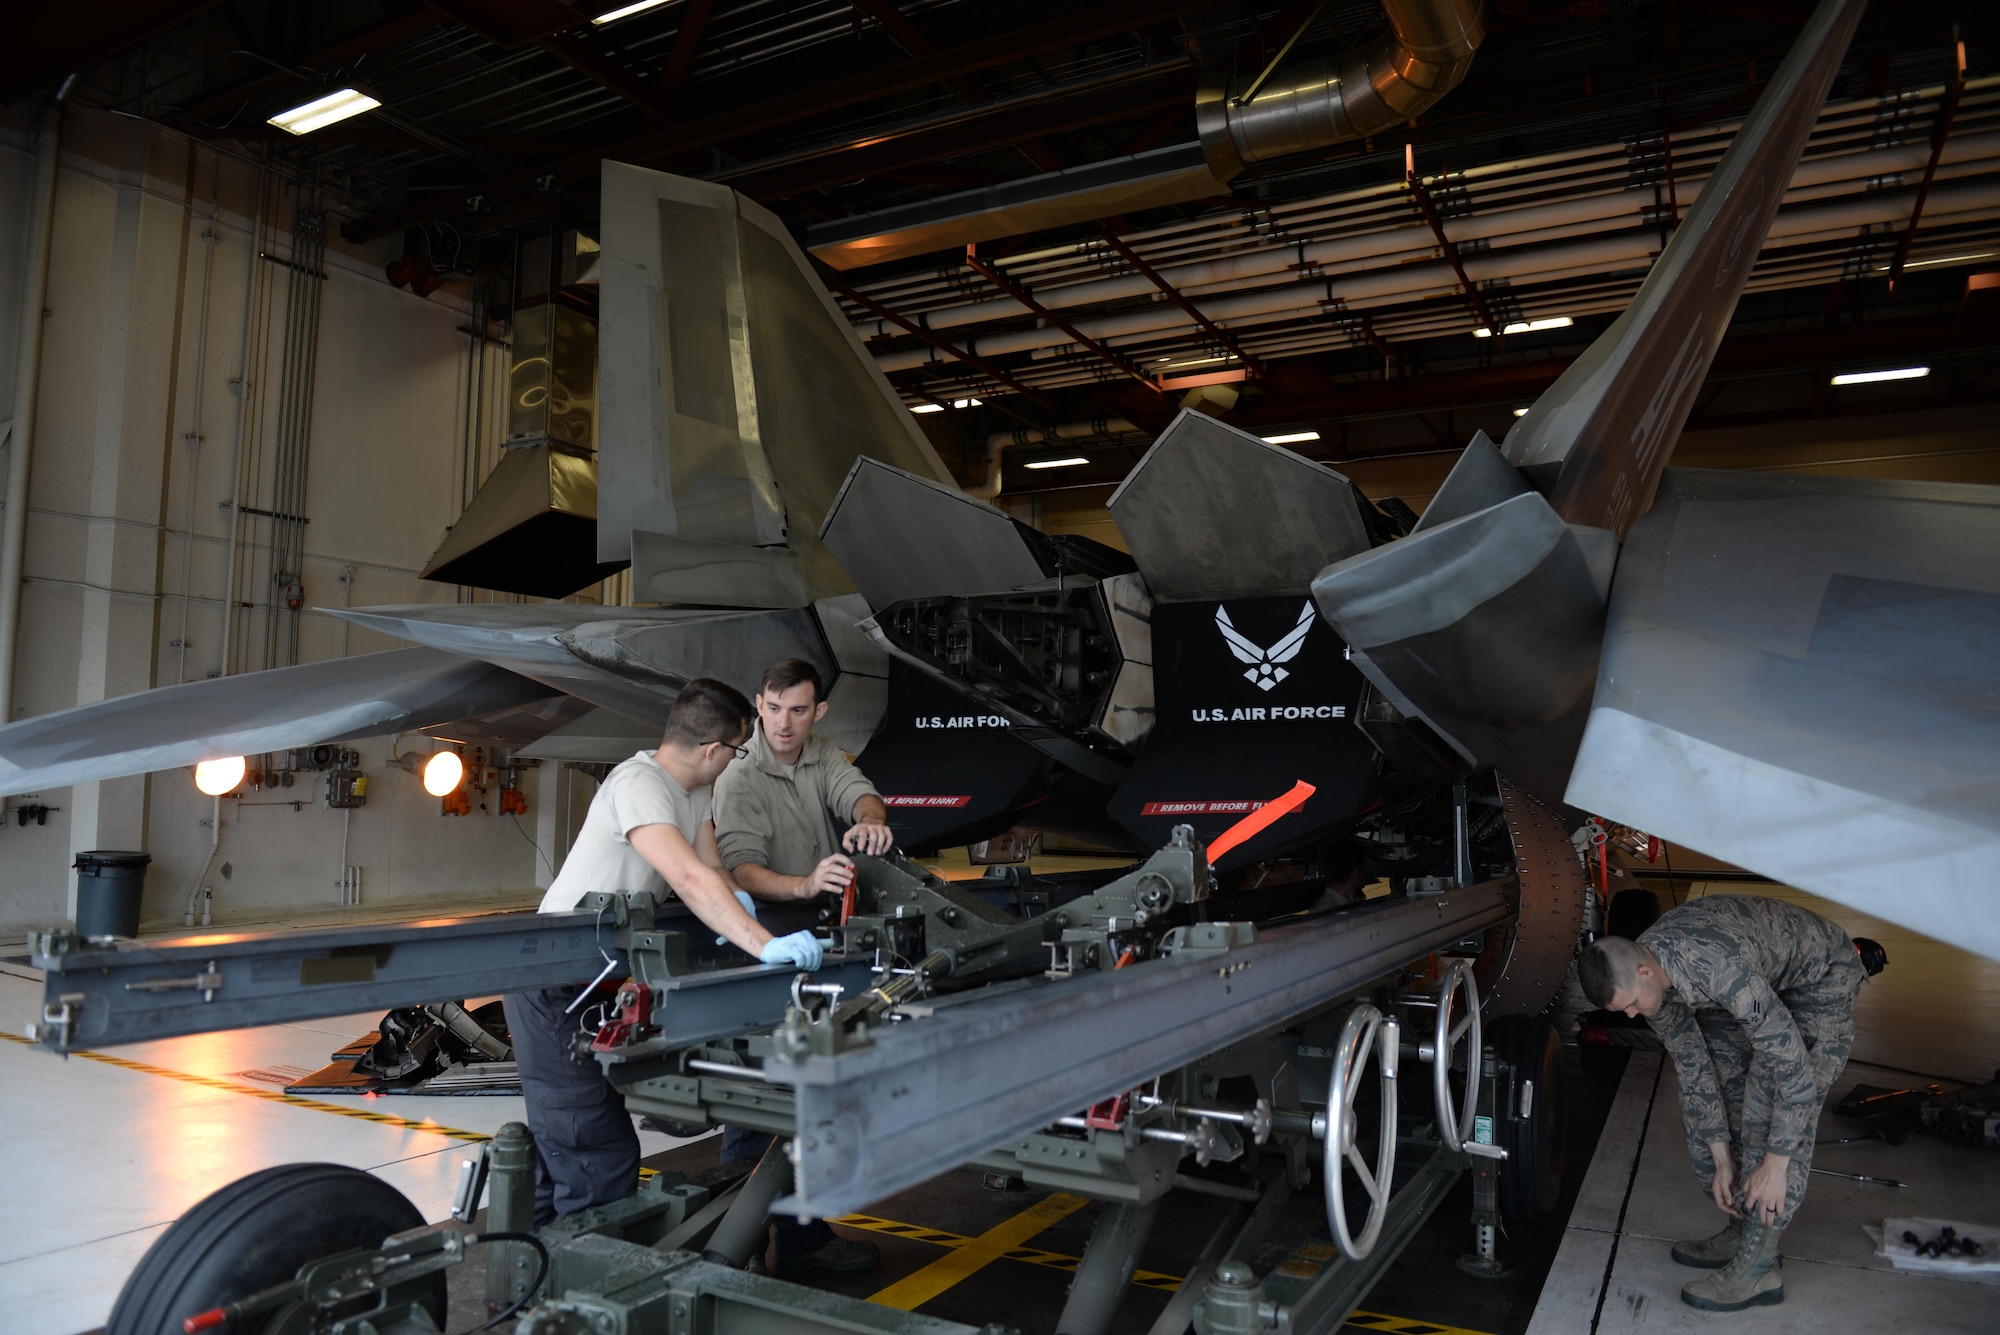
[1204,780,1317,864]
[184,1310,228,1333]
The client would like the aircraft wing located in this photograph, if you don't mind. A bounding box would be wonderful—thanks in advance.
[0,648,555,797]
[1566,469,2000,963]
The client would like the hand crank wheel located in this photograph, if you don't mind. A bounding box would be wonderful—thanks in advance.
[1323,1003,1400,1260]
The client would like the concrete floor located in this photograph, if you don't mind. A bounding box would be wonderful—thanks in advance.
[1528,1052,2000,1334]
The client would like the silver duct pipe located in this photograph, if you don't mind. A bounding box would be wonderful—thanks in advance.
[0,74,77,726]
[1197,0,1485,180]
[811,0,1488,269]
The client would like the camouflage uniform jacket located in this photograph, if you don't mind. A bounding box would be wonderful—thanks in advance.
[1638,895,1855,1158]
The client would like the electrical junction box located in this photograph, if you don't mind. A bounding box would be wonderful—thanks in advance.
[325,769,368,809]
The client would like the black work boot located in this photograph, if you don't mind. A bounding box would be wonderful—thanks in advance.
[1681,1218,1784,1311]
[1671,1216,1743,1269]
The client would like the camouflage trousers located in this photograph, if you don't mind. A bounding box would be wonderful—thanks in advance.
[1679,959,1863,1227]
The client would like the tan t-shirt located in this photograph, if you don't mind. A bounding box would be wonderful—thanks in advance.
[538,750,711,912]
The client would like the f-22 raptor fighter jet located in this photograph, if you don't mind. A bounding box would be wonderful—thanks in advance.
[1,0,1992,975]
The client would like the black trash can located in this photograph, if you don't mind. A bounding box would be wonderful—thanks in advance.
[74,850,151,938]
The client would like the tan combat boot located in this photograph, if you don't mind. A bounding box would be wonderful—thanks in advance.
[1681,1218,1784,1311]
[1671,1216,1743,1269]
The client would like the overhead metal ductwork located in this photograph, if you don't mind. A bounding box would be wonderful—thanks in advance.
[1195,0,1485,180]
[422,227,629,600]
[808,0,1486,271]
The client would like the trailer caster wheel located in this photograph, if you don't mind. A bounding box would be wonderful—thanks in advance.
[1493,1016,1567,1220]
[107,1163,445,1335]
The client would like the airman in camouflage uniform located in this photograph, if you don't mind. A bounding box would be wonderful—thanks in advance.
[1578,894,1865,1312]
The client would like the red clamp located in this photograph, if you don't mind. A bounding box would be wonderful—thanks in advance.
[1085,1091,1133,1131]
[591,980,655,1051]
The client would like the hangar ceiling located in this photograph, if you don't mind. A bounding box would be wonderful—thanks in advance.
[15,0,1996,493]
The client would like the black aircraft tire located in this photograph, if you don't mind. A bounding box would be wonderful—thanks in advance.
[107,1163,444,1335]
[1493,1015,1568,1221]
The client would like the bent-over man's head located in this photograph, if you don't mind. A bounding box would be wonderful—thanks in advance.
[756,658,828,765]
[661,678,755,785]
[1577,935,1670,1018]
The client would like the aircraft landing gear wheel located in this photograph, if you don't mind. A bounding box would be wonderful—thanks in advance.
[1323,1003,1399,1261]
[1426,958,1482,1154]
[1493,1015,1568,1220]
[107,1163,444,1335]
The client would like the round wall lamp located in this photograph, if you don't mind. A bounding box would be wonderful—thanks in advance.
[422,750,465,797]
[193,756,247,795]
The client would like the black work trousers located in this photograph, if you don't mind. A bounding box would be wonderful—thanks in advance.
[505,985,639,1228]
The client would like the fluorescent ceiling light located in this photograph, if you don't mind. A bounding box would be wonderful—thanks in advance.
[593,0,676,23]
[1513,407,1530,417]
[268,87,381,136]
[1024,457,1089,470]
[1831,366,1929,385]
[1262,431,1320,445]
[1474,317,1574,338]
[908,397,981,414]
[1872,251,1997,272]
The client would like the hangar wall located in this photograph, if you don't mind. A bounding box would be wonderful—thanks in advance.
[0,105,563,935]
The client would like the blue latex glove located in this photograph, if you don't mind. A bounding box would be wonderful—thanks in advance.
[759,930,824,971]
[716,890,760,944]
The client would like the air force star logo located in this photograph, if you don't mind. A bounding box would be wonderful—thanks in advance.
[1217,603,1315,691]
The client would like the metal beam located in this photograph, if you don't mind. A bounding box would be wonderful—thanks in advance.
[767,879,1513,1218]
[29,903,870,1053]
[0,0,223,102]
[344,0,1217,239]
[719,69,1191,200]
[657,0,716,100]
[1099,229,1261,377]
[1887,39,1967,290]
[538,30,673,117]
[962,250,1164,394]
[1404,167,1497,334]
[826,278,1058,409]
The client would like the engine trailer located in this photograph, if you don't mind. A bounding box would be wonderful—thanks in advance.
[27,798,1583,1335]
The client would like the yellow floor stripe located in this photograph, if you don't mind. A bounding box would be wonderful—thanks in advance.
[864,1191,1089,1311]
[835,1207,1494,1334]
[2,1030,494,1145]
[834,1211,1182,1290]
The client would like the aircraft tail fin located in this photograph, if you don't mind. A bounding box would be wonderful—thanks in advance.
[1502,0,1867,537]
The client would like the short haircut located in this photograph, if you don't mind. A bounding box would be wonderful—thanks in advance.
[663,678,754,749]
[1577,935,1649,1009]
[760,658,825,703]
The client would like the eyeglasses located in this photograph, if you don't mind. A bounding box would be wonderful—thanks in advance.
[706,739,750,760]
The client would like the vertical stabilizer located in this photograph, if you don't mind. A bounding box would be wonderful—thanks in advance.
[1502,0,1866,537]
[597,163,957,603]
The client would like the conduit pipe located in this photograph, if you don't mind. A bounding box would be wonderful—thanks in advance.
[861,129,2000,343]
[0,74,76,725]
[874,178,2000,373]
[964,437,1005,502]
